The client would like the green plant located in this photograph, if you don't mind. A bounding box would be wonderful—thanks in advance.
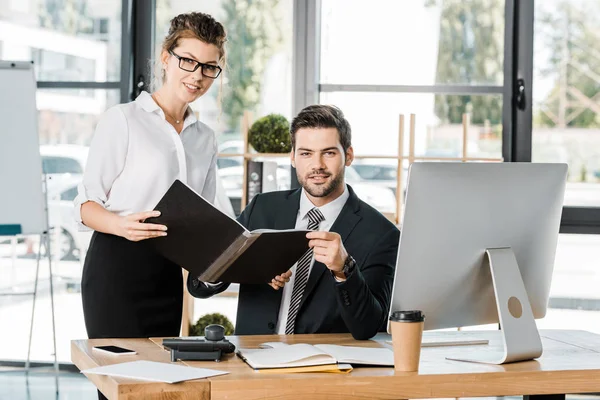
[248,114,291,153]
[189,313,234,337]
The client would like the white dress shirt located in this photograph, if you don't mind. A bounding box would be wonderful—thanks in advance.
[275,184,350,334]
[74,91,218,230]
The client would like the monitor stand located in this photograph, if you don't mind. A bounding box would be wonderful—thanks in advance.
[447,247,543,364]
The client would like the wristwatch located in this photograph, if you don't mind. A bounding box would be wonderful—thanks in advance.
[332,255,356,280]
[330,255,356,281]
[342,255,357,278]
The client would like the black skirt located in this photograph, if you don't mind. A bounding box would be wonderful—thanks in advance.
[81,232,183,339]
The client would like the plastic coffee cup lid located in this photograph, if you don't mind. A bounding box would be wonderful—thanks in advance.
[389,310,425,322]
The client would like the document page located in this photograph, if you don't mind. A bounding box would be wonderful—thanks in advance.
[314,344,393,366]
[81,360,228,383]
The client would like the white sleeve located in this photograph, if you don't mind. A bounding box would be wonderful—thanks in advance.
[74,106,129,231]
[201,134,218,204]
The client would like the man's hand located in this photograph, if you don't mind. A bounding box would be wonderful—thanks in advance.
[307,231,348,280]
[269,270,292,290]
[114,211,168,241]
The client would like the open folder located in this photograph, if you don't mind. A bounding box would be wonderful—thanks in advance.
[237,342,393,371]
[146,179,310,284]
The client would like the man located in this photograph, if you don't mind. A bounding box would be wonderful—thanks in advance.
[189,105,399,340]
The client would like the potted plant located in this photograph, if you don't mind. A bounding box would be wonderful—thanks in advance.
[189,313,234,337]
[248,114,291,154]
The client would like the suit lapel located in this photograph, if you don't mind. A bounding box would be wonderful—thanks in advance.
[275,188,301,230]
[298,185,362,313]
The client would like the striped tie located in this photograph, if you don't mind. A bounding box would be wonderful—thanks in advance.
[285,207,325,335]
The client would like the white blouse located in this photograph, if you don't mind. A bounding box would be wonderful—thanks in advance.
[74,91,218,230]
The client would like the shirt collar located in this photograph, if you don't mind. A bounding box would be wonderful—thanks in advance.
[136,91,159,112]
[299,184,350,225]
[135,91,198,126]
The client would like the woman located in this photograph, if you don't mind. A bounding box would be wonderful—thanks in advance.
[75,12,227,344]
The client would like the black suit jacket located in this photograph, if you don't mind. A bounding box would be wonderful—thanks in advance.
[188,185,399,340]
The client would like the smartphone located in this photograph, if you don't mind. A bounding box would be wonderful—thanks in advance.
[92,345,137,356]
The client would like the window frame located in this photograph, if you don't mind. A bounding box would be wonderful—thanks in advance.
[295,0,600,234]
[512,0,600,234]
[36,0,155,104]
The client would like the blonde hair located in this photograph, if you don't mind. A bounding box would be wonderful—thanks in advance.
[151,12,227,101]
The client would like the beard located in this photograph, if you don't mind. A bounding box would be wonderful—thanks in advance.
[297,167,345,198]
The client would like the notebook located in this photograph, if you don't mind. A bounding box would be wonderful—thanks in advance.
[237,342,393,370]
[145,179,310,284]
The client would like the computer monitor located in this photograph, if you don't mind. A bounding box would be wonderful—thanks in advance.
[389,162,567,364]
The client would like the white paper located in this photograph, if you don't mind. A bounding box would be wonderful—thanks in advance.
[81,360,228,383]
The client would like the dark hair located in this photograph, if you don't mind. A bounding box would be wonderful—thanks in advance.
[290,105,352,155]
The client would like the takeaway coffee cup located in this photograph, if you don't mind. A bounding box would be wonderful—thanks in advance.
[389,310,425,372]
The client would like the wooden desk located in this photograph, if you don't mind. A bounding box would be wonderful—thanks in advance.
[72,330,600,400]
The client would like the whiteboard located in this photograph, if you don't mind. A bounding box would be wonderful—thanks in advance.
[0,61,47,234]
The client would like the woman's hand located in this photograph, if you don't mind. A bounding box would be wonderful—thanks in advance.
[115,211,168,241]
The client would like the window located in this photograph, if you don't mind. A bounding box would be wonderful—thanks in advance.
[532,0,600,207]
[321,0,505,86]
[156,0,293,135]
[0,89,119,363]
[321,92,503,159]
[42,156,84,175]
[352,164,397,181]
[319,1,507,217]
[0,0,123,365]
[0,1,122,81]
[156,0,294,216]
[320,91,504,214]
[537,234,600,333]
[37,90,119,146]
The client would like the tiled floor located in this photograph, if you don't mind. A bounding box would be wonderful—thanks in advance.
[0,367,97,400]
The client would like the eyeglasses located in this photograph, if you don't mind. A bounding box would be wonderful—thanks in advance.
[168,50,222,79]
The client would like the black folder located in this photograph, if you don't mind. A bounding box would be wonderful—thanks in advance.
[146,180,310,284]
